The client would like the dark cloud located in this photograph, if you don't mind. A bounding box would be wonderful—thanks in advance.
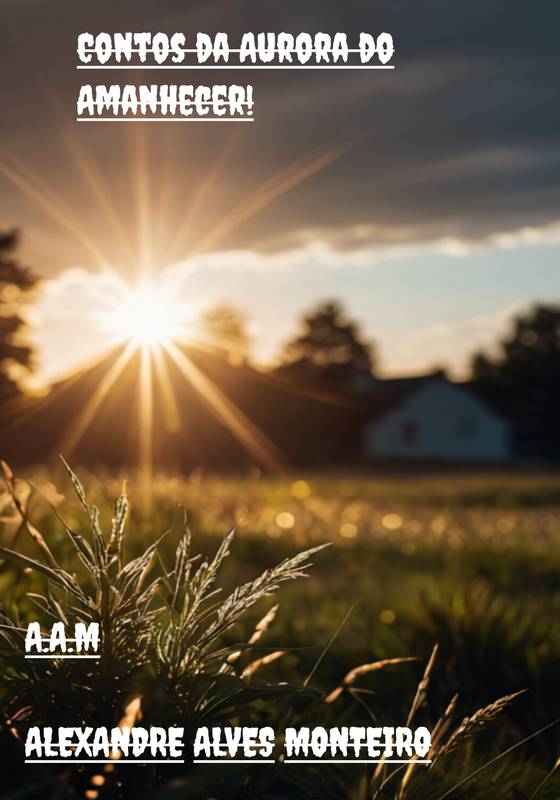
[0,0,559,274]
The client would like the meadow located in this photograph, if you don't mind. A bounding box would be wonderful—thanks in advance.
[1,466,560,799]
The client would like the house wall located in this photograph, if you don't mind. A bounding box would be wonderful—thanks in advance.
[363,382,511,462]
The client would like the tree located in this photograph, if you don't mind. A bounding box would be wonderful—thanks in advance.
[0,231,37,399]
[200,304,251,363]
[277,300,375,387]
[471,303,560,458]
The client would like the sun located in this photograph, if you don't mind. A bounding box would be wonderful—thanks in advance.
[102,280,188,349]
[119,284,175,347]
[55,271,281,509]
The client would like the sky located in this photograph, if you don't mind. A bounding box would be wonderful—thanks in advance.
[1,0,559,384]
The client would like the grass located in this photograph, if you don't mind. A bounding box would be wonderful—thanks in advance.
[1,465,560,798]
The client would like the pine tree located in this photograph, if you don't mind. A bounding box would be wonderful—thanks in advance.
[0,231,37,398]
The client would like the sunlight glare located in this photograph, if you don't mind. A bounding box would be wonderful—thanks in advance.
[104,281,186,348]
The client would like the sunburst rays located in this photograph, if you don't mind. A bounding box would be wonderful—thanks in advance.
[56,341,138,458]
[138,344,154,499]
[0,117,347,492]
[163,338,281,471]
[0,151,109,269]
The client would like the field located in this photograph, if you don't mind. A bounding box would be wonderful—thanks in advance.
[1,467,560,799]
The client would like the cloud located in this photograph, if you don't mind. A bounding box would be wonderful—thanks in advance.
[31,235,540,386]
[0,0,559,274]
[387,301,525,378]
[164,219,560,272]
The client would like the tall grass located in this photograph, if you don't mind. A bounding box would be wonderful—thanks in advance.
[0,463,559,798]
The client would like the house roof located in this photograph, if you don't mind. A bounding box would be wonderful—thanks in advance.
[350,371,447,416]
[352,371,509,427]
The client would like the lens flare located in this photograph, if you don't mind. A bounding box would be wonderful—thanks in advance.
[102,281,187,348]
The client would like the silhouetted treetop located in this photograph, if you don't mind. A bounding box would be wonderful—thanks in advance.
[200,304,251,363]
[0,231,38,398]
[472,303,560,458]
[281,301,374,370]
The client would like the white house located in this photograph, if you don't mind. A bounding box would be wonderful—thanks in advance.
[361,374,511,463]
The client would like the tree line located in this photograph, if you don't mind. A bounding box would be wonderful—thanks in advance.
[2,232,560,459]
